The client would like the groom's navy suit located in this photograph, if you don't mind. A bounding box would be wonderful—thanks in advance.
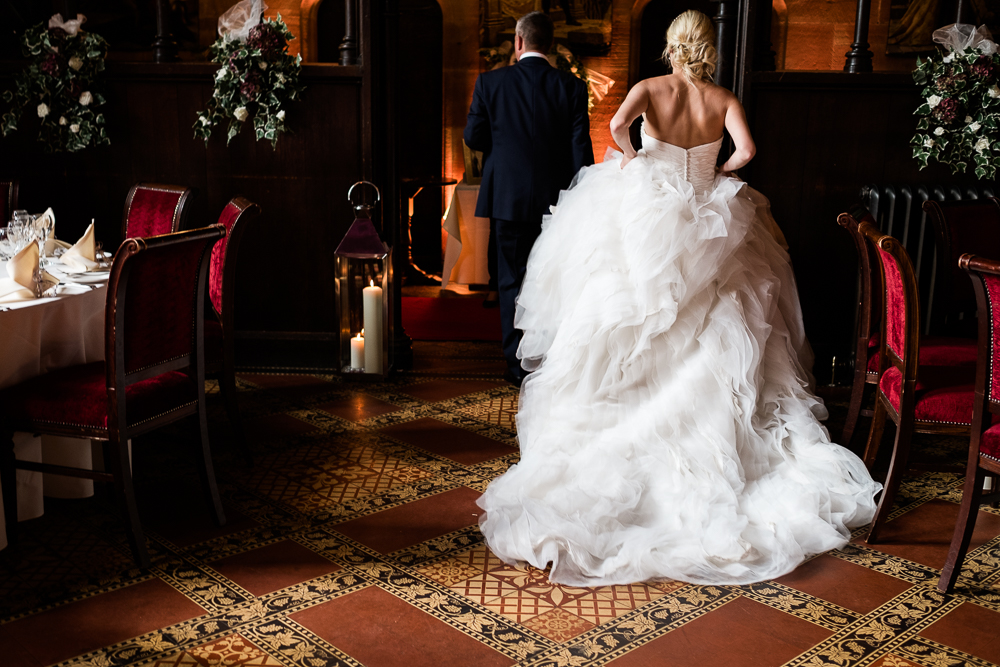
[464,54,593,380]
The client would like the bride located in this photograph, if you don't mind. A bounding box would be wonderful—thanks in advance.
[477,10,881,586]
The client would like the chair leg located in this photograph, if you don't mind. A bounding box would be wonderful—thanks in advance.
[866,416,914,544]
[106,436,151,568]
[939,465,985,593]
[1,429,18,547]
[862,398,888,470]
[841,370,869,447]
[196,401,226,527]
[220,369,252,467]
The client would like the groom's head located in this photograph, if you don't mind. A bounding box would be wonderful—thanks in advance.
[515,12,554,58]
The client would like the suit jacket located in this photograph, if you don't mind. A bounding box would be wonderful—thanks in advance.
[464,56,594,222]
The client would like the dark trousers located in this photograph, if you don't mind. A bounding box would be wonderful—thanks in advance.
[494,218,542,378]
[487,218,498,291]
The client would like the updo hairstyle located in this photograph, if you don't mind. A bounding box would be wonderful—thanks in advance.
[662,10,717,83]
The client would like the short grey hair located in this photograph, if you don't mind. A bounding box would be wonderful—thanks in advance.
[516,11,554,53]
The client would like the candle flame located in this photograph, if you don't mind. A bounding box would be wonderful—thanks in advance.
[370,279,374,287]
[361,328,365,337]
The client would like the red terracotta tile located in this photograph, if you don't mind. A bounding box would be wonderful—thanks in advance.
[380,417,515,464]
[333,486,483,554]
[245,413,319,441]
[314,394,401,422]
[857,499,1000,569]
[0,625,41,667]
[776,554,913,614]
[0,578,205,667]
[608,596,831,667]
[290,585,513,667]
[209,539,340,597]
[400,379,505,402]
[920,601,1000,664]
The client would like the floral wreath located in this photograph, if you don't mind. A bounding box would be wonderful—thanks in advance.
[911,24,1000,180]
[479,41,613,113]
[194,2,304,148]
[1,14,110,153]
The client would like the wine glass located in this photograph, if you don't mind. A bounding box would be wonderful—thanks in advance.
[0,227,12,260]
[33,214,53,268]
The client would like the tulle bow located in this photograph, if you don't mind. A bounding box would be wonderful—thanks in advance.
[48,13,86,36]
[932,23,997,55]
[218,0,269,41]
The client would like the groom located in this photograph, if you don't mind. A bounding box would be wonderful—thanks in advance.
[464,11,593,386]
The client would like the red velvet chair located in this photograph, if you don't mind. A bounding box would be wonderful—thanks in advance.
[838,206,977,449]
[861,220,976,544]
[924,198,1000,337]
[122,183,193,239]
[939,253,1000,592]
[0,226,227,568]
[206,197,260,464]
[0,180,17,224]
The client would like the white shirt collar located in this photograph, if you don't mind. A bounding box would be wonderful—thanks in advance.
[519,51,547,61]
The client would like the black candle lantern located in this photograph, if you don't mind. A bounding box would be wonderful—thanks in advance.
[335,181,393,378]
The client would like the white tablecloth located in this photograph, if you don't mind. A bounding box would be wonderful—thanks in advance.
[0,260,109,550]
[442,182,491,288]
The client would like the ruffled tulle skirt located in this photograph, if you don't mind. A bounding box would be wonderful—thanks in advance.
[476,149,881,586]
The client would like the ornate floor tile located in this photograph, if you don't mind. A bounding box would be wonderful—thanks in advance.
[522,608,596,642]
[456,395,519,430]
[417,557,484,587]
[483,589,556,622]
[148,652,202,667]
[556,590,636,625]
[187,633,282,666]
[870,655,922,667]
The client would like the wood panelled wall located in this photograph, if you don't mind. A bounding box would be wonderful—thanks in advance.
[0,62,368,339]
[742,71,983,384]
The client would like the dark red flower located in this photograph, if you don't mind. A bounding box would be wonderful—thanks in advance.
[240,72,259,99]
[931,96,960,124]
[48,27,67,40]
[40,53,61,76]
[971,55,996,80]
[246,22,284,59]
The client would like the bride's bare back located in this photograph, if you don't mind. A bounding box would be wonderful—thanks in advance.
[610,73,755,174]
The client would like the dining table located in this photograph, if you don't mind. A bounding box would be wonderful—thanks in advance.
[441,180,491,288]
[0,256,110,551]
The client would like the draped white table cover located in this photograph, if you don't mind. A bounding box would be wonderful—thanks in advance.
[442,182,491,288]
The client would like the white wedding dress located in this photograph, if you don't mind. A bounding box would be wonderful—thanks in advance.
[477,127,881,586]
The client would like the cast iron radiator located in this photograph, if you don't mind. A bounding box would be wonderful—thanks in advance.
[860,183,996,337]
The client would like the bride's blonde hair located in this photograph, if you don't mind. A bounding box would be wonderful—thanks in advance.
[663,10,717,84]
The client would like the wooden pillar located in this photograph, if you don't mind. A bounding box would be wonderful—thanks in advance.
[340,0,358,65]
[152,0,178,62]
[753,0,775,72]
[844,0,873,73]
[482,0,505,47]
[711,0,740,92]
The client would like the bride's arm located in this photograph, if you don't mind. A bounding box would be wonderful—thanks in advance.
[609,83,648,167]
[718,96,755,175]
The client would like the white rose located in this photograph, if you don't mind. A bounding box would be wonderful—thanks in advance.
[276,109,285,120]
[199,116,210,126]
[37,103,49,118]
[215,68,227,82]
[928,94,942,108]
[79,91,93,106]
[58,116,67,126]
[234,106,248,122]
[69,124,80,133]
[68,56,83,71]
[970,121,981,132]
[990,85,1000,99]
[924,137,936,148]
[934,126,945,136]
[258,61,268,70]
[943,53,955,63]
[975,137,990,152]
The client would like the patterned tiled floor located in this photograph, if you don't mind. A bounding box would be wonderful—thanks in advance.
[2,341,1000,666]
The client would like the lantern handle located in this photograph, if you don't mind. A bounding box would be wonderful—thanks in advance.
[348,181,381,206]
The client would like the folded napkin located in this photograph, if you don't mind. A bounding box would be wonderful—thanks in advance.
[0,240,56,302]
[33,208,71,255]
[60,222,100,272]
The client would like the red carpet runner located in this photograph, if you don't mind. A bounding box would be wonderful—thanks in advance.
[402,296,502,341]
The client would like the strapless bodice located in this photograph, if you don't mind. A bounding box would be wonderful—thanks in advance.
[640,126,723,195]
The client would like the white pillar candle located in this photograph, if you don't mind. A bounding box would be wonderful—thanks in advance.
[363,280,383,373]
[351,333,365,369]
